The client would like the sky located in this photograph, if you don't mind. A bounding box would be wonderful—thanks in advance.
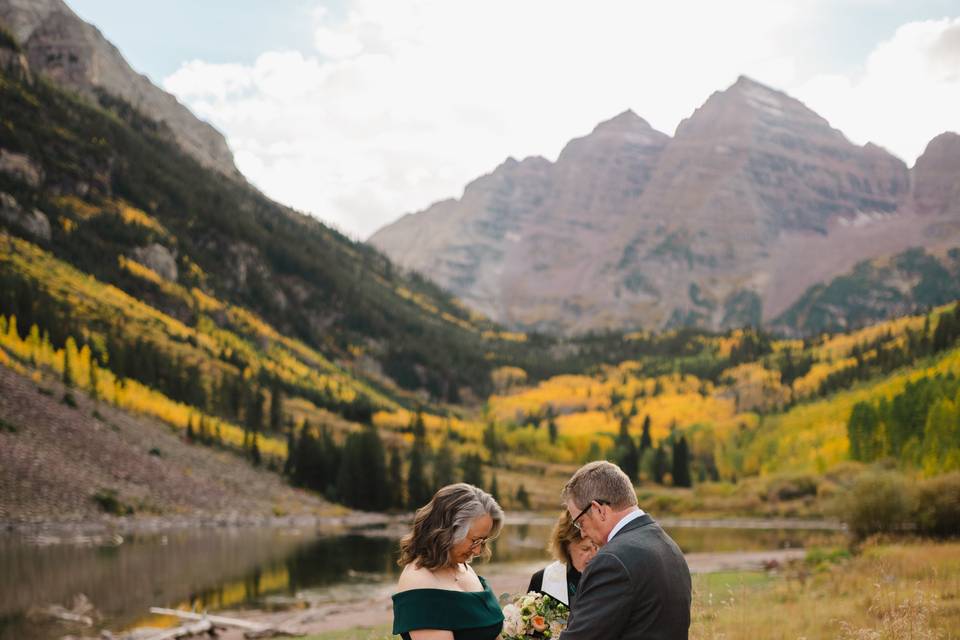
[68,0,960,240]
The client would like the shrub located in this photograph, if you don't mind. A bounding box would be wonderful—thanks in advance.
[61,392,78,408]
[765,474,820,502]
[913,473,960,537]
[0,417,17,433]
[839,472,910,539]
[822,461,867,489]
[92,488,134,515]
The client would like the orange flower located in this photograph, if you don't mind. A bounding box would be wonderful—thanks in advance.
[532,615,548,632]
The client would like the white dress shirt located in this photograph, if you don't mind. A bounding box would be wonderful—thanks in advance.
[607,508,646,543]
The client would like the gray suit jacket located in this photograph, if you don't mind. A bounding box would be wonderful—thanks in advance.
[560,514,691,640]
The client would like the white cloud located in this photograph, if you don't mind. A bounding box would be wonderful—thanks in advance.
[163,1,957,239]
[792,17,960,165]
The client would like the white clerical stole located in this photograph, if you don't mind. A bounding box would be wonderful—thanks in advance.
[541,560,569,605]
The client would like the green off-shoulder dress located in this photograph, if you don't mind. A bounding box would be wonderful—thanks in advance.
[392,576,504,640]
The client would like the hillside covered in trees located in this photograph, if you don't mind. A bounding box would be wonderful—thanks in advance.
[2,22,960,520]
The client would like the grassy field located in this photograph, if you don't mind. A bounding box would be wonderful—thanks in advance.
[301,541,960,640]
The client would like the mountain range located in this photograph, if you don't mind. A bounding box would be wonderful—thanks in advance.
[370,77,960,335]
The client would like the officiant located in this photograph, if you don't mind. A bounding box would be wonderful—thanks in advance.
[527,510,598,606]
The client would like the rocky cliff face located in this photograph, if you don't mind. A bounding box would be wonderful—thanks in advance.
[371,111,670,332]
[608,76,911,330]
[0,0,240,180]
[912,132,960,217]
[372,76,959,334]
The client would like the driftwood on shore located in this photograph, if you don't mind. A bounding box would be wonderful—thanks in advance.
[142,618,213,640]
[149,607,304,639]
[31,593,99,627]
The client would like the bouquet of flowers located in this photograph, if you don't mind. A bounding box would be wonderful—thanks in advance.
[500,591,569,639]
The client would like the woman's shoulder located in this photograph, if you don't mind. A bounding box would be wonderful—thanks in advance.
[397,563,440,592]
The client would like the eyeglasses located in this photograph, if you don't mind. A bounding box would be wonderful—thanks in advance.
[467,536,489,550]
[572,499,609,532]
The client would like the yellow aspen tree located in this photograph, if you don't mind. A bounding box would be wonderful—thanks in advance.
[63,337,78,387]
[78,344,92,391]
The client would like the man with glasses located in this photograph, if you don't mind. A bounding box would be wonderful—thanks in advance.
[559,461,691,639]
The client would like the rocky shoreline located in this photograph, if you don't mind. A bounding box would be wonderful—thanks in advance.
[0,510,410,543]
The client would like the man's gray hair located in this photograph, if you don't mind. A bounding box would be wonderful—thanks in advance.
[561,460,638,510]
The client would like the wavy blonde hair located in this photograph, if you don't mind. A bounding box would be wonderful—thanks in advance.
[548,510,584,565]
[398,483,504,570]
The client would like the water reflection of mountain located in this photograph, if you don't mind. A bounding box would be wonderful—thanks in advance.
[0,529,306,640]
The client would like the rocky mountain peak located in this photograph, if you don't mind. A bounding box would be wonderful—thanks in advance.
[591,109,652,134]
[676,74,839,145]
[557,109,669,166]
[0,0,241,180]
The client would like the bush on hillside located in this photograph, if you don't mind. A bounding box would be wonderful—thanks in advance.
[838,471,910,539]
[764,473,820,502]
[913,473,960,537]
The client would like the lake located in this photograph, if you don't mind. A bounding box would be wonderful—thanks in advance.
[0,518,845,640]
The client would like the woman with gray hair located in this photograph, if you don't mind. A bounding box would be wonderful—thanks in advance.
[392,483,505,640]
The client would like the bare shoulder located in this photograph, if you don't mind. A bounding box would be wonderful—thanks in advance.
[397,563,440,591]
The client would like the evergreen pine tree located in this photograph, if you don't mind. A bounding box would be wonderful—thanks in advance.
[672,436,692,487]
[640,415,653,451]
[515,483,531,509]
[411,407,426,438]
[284,426,297,476]
[406,442,432,509]
[389,447,404,509]
[616,416,639,482]
[483,422,500,465]
[548,418,558,444]
[270,383,284,432]
[653,445,668,485]
[186,416,195,442]
[433,439,457,490]
[336,432,361,507]
[291,423,316,488]
[336,425,389,510]
[247,386,265,434]
[461,453,485,489]
[316,425,333,491]
[849,400,888,462]
[489,473,501,503]
[250,432,262,466]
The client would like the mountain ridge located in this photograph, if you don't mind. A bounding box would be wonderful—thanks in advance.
[0,0,240,179]
[371,75,959,336]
